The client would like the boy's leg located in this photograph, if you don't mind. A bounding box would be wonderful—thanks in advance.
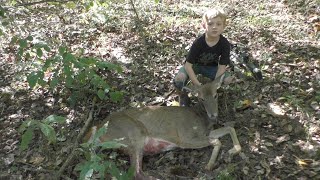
[198,66,235,84]
[197,66,218,80]
[173,66,191,107]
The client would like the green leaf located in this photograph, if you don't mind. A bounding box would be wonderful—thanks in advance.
[2,21,9,26]
[98,141,126,150]
[37,71,44,80]
[0,7,5,17]
[17,48,24,56]
[109,162,122,180]
[93,125,108,140]
[10,36,18,45]
[43,45,51,52]
[76,161,94,180]
[26,36,33,41]
[36,48,43,57]
[20,128,34,151]
[65,2,76,8]
[59,46,66,55]
[27,72,39,88]
[19,39,28,48]
[39,123,56,144]
[43,115,66,124]
[63,63,72,75]
[77,71,87,83]
[25,52,31,59]
[50,77,59,89]
[80,57,97,65]
[125,166,135,180]
[97,62,122,73]
[18,119,36,133]
[43,59,53,70]
[65,75,73,87]
[110,91,123,102]
[63,53,75,62]
[97,89,105,100]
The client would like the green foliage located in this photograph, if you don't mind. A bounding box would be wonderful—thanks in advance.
[315,91,320,102]
[0,6,8,36]
[12,35,124,106]
[216,164,236,180]
[18,115,66,151]
[77,124,134,180]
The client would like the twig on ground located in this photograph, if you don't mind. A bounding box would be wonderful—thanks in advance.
[55,97,97,179]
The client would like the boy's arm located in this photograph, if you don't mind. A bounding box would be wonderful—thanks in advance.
[185,62,202,86]
[215,64,227,79]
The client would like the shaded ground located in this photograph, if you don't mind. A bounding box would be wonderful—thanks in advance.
[1,0,320,179]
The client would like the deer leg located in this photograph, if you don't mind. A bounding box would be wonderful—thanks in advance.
[206,126,241,170]
[130,148,144,180]
[209,126,241,155]
[206,138,221,170]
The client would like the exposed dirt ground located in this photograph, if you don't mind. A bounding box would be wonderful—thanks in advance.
[1,0,320,179]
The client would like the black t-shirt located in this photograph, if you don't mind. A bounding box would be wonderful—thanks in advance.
[186,34,230,66]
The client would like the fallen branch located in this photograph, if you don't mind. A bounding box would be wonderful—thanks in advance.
[55,97,97,179]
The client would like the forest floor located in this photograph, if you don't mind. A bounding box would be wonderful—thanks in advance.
[1,0,320,179]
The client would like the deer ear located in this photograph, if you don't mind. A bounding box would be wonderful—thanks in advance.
[212,73,225,89]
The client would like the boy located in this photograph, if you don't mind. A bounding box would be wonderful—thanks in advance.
[173,7,233,106]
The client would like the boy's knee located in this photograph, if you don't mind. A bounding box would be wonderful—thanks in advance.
[174,81,184,90]
[173,74,187,90]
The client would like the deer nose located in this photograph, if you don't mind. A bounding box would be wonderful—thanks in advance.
[207,113,218,120]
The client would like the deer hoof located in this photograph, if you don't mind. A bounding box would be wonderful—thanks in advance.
[228,145,241,155]
[205,162,218,171]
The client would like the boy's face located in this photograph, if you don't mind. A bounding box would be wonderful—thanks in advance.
[204,16,226,38]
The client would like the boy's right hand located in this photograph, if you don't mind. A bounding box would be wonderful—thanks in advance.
[195,82,202,87]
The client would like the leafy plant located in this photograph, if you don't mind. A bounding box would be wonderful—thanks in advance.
[76,123,134,180]
[0,6,9,36]
[11,36,124,106]
[18,115,66,151]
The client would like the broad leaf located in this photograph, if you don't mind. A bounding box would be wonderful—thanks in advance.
[39,123,56,144]
[19,39,28,48]
[63,53,75,62]
[26,36,33,41]
[93,125,108,140]
[110,91,123,102]
[76,161,94,180]
[27,72,39,88]
[50,77,59,89]
[36,48,43,57]
[43,45,51,52]
[58,46,66,55]
[18,119,37,133]
[20,128,34,151]
[43,115,66,124]
[97,62,122,73]
[97,89,105,100]
[98,141,126,150]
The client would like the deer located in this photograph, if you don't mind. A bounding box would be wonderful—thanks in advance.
[83,74,241,179]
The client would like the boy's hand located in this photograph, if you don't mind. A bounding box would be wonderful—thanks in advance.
[195,82,202,87]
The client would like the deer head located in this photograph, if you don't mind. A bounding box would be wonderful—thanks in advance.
[183,74,225,120]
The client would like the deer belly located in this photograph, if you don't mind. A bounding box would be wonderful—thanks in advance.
[143,137,178,154]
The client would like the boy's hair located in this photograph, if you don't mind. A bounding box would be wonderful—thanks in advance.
[202,8,227,25]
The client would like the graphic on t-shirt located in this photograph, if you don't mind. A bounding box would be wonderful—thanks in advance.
[199,53,219,65]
